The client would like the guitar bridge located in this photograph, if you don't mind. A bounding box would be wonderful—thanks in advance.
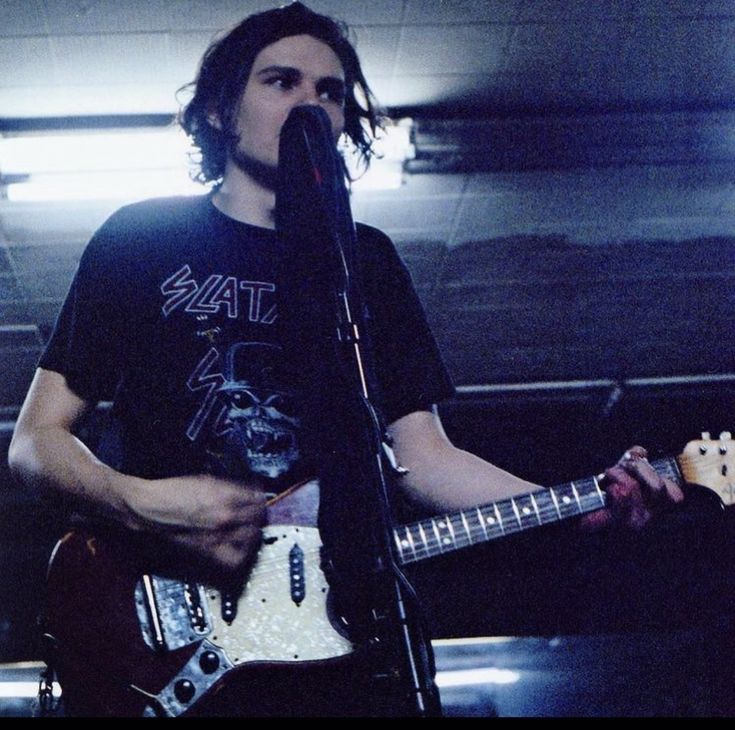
[135,576,213,651]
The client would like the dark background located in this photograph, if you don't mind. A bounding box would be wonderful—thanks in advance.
[1,1,734,715]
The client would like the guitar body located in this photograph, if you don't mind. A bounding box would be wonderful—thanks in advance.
[45,529,196,716]
[44,480,357,717]
[42,442,730,716]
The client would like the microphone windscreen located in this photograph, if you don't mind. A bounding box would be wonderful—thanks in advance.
[276,105,341,238]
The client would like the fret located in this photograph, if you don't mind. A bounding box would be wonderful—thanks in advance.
[416,518,440,558]
[396,526,416,562]
[495,499,521,535]
[549,486,562,519]
[476,506,489,540]
[395,523,424,564]
[485,504,504,535]
[530,489,558,526]
[448,512,472,550]
[432,516,456,552]
[460,510,473,544]
[493,502,506,534]
[583,477,605,510]
[445,515,457,545]
[593,474,605,504]
[518,495,538,525]
[394,531,405,562]
[465,507,488,546]
[509,493,543,531]
[475,503,503,539]
[552,484,583,519]
[571,481,582,512]
[529,493,542,525]
[510,497,522,528]
[431,518,442,549]
[417,521,430,557]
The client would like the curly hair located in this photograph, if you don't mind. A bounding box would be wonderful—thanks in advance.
[178,2,383,184]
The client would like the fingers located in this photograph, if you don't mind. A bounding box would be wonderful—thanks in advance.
[618,447,684,505]
[603,464,651,530]
[579,508,614,533]
[214,525,263,572]
[171,523,263,573]
[183,475,267,531]
[585,445,686,534]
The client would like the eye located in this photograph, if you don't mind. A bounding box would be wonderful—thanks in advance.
[266,75,296,91]
[230,390,257,408]
[318,80,346,105]
[263,393,297,418]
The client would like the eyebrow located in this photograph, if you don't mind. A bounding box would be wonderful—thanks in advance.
[255,65,345,84]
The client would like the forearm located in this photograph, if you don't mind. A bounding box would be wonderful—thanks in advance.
[8,423,144,528]
[10,369,265,575]
[388,410,541,512]
[397,442,541,512]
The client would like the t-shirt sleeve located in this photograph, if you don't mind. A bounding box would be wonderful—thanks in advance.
[359,225,456,424]
[39,215,128,403]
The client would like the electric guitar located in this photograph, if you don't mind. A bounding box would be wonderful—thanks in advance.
[43,438,731,716]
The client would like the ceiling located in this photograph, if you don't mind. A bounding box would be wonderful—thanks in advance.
[1,1,734,254]
[1,0,734,120]
[1,1,734,417]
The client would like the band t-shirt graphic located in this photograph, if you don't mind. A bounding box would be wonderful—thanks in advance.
[40,195,455,494]
[188,341,301,481]
[159,262,301,481]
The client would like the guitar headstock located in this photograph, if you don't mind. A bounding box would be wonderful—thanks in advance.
[678,431,735,506]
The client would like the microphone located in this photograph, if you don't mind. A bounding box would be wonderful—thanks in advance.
[275,105,353,256]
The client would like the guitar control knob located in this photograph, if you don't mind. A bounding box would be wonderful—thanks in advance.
[174,679,196,704]
[199,651,220,674]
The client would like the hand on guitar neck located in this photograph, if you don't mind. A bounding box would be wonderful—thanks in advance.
[579,445,685,532]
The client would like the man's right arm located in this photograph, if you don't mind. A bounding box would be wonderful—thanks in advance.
[8,368,266,574]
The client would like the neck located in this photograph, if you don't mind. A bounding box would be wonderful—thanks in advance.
[212,160,276,229]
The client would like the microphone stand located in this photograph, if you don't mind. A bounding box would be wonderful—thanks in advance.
[276,106,441,717]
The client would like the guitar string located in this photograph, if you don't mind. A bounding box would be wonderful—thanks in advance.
[244,458,679,572]
[189,459,681,583]
[214,493,602,581]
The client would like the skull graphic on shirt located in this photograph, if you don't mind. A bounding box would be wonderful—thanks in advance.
[212,342,300,479]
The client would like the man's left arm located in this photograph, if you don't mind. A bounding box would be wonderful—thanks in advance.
[388,408,684,528]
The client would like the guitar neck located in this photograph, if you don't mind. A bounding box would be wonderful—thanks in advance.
[393,457,684,566]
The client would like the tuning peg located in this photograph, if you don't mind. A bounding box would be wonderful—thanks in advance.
[702,432,711,440]
[720,431,732,440]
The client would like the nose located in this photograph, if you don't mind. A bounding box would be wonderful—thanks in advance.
[298,83,321,107]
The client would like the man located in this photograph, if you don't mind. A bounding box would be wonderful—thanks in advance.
[8,2,682,717]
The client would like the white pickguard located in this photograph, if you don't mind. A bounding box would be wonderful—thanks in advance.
[203,524,354,664]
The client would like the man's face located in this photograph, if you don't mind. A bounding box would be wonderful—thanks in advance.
[228,34,346,181]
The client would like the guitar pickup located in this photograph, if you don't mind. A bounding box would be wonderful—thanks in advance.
[184,582,210,635]
[289,543,305,606]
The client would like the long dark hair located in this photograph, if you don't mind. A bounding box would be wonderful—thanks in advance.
[179,2,383,184]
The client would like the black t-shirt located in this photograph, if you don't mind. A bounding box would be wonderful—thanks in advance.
[40,195,455,491]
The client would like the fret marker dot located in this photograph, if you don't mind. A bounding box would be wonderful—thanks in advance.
[522,507,531,515]
[486,516,495,524]
[438,521,446,529]
[401,540,409,548]
[442,537,451,545]
[562,496,571,504]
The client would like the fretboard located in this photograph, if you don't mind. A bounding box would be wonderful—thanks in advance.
[393,457,683,565]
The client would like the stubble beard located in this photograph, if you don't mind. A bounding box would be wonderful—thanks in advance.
[230,141,279,191]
